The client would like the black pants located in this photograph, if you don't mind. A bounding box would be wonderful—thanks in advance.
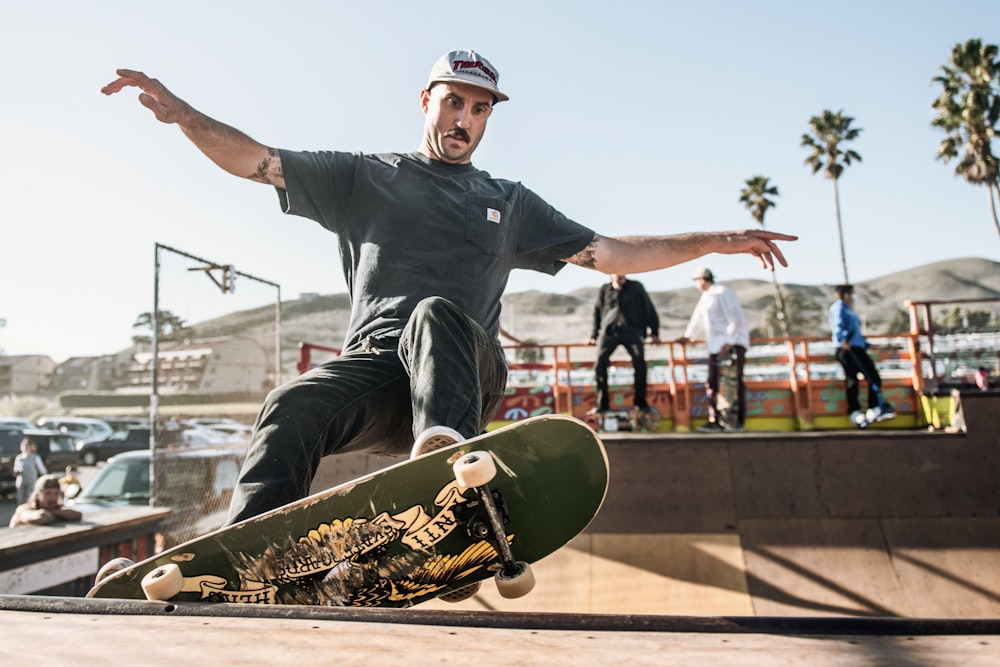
[706,346,747,427]
[225,297,508,525]
[835,346,883,414]
[594,324,648,411]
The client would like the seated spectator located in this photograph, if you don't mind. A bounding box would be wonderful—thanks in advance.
[9,475,83,527]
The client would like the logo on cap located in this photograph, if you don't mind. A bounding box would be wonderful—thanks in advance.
[451,58,498,85]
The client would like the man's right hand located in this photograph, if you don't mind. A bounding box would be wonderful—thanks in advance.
[101,69,191,125]
[101,69,284,188]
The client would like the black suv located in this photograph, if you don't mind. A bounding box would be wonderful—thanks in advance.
[76,428,151,466]
[0,427,81,496]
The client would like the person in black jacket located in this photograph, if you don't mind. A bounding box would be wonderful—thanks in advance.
[588,274,661,415]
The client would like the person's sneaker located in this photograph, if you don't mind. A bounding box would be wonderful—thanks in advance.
[410,425,464,459]
[864,406,883,424]
[873,403,896,422]
[849,410,866,427]
[696,420,725,433]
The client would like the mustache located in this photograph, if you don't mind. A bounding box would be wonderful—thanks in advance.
[445,128,470,142]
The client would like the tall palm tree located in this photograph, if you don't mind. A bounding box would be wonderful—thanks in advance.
[931,38,1000,239]
[739,176,789,337]
[801,110,863,284]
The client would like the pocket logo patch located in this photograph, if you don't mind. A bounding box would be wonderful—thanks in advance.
[485,207,502,224]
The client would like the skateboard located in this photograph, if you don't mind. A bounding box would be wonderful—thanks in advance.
[715,352,741,430]
[584,407,660,433]
[87,415,608,607]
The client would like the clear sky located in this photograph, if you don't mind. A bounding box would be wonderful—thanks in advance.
[1,0,998,362]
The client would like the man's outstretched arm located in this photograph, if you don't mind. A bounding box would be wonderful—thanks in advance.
[101,69,284,188]
[564,229,797,274]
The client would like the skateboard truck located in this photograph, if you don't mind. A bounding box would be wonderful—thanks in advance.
[453,489,509,542]
[452,451,535,598]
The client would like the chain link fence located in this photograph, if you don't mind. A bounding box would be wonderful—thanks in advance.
[148,243,279,548]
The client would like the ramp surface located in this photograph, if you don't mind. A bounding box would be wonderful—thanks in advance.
[1,596,998,667]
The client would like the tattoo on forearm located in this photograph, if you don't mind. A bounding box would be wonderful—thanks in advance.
[250,147,283,184]
[565,235,600,269]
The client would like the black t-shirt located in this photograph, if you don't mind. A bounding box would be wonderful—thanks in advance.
[277,150,594,351]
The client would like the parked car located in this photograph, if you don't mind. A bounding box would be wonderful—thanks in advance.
[103,417,151,431]
[201,422,254,444]
[0,427,80,496]
[0,428,22,497]
[178,427,232,448]
[0,417,35,430]
[76,428,151,466]
[68,446,246,546]
[35,416,113,442]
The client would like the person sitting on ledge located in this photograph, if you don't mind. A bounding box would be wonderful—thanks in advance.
[9,474,83,528]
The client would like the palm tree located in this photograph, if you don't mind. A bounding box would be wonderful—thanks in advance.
[931,38,1000,239]
[739,176,789,337]
[801,110,863,284]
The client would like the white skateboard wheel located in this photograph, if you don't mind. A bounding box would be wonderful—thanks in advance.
[94,557,136,584]
[453,451,497,488]
[141,563,185,601]
[495,561,535,599]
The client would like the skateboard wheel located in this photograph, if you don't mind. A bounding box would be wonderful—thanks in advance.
[94,557,136,584]
[141,563,185,601]
[453,451,497,488]
[495,561,535,599]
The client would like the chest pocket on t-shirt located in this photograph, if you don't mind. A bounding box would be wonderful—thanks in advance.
[466,196,512,256]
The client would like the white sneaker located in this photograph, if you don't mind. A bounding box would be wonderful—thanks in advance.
[410,426,464,459]
[850,410,866,426]
[865,406,882,424]
[875,404,896,422]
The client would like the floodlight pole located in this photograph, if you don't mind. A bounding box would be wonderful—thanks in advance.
[150,244,162,506]
[148,243,283,507]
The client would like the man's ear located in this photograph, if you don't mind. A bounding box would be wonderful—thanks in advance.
[419,88,431,113]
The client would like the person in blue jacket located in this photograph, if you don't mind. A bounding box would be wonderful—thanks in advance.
[829,284,895,426]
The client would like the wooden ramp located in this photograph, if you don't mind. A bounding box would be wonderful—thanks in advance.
[304,397,1000,618]
[1,595,998,667]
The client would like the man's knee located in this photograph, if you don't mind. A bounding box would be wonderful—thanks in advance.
[258,378,299,414]
[410,296,460,322]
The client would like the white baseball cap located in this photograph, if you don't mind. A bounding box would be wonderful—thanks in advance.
[426,49,509,103]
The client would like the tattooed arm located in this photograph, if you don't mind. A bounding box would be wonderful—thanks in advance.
[101,69,284,188]
[565,230,797,274]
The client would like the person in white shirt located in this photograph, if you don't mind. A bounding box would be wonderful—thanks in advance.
[12,438,47,504]
[679,268,750,432]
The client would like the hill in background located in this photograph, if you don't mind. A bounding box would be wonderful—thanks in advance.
[186,257,1000,372]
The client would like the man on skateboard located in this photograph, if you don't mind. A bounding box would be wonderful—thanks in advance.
[830,284,895,427]
[101,50,796,532]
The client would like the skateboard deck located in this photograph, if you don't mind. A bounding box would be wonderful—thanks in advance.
[87,415,608,607]
[716,353,741,430]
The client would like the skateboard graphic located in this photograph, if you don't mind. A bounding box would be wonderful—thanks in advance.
[715,353,741,430]
[87,415,608,607]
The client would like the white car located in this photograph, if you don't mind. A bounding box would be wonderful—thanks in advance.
[35,416,113,442]
[69,447,246,547]
[0,417,35,430]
